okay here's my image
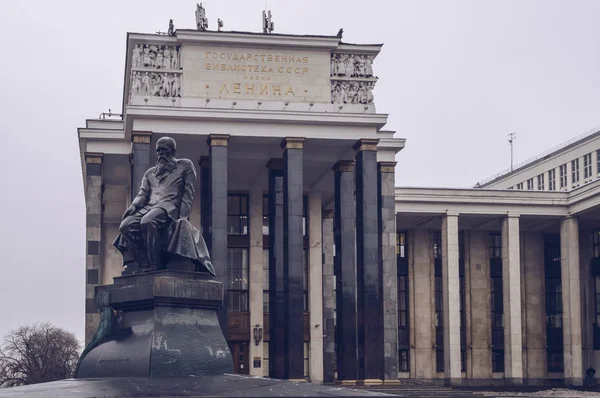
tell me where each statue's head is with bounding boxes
[156,137,176,158]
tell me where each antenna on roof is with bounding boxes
[262,10,274,34]
[508,132,516,171]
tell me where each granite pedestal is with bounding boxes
[75,270,233,379]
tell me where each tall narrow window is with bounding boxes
[303,342,310,378]
[527,178,534,190]
[459,231,466,372]
[584,153,592,180]
[303,249,309,311]
[597,150,600,175]
[537,173,545,190]
[490,233,504,372]
[516,183,524,190]
[227,248,249,311]
[262,195,269,235]
[548,169,556,191]
[263,249,269,313]
[559,164,568,189]
[397,231,409,372]
[544,235,563,372]
[572,158,580,185]
[227,194,249,235]
[594,229,600,258]
[433,231,444,373]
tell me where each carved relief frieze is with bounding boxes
[132,43,181,70]
[330,80,375,105]
[330,53,377,105]
[130,71,181,99]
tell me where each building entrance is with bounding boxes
[229,341,250,375]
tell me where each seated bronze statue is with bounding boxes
[113,136,215,275]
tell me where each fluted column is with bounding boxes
[442,212,461,385]
[85,153,104,345]
[561,216,583,386]
[282,137,305,380]
[333,160,357,383]
[502,214,523,385]
[354,139,383,383]
[208,134,229,335]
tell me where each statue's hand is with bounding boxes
[122,203,139,219]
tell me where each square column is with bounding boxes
[501,215,523,385]
[249,188,264,377]
[281,137,305,380]
[321,210,336,384]
[333,160,358,382]
[561,216,583,386]
[131,132,152,200]
[441,213,461,385]
[308,192,324,383]
[85,152,103,344]
[208,134,229,335]
[199,157,210,243]
[354,139,383,383]
[267,158,285,379]
[378,161,399,381]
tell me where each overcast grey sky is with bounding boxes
[0,0,599,344]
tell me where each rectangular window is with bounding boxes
[548,169,556,191]
[544,235,563,372]
[227,248,249,311]
[516,183,523,190]
[594,230,600,258]
[559,164,568,189]
[434,231,443,372]
[263,249,269,313]
[490,233,504,372]
[303,342,309,378]
[572,158,580,185]
[537,173,545,190]
[262,195,269,235]
[397,231,410,372]
[585,153,592,180]
[227,194,249,235]
[263,342,269,377]
[303,249,309,312]
[527,178,534,190]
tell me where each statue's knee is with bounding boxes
[120,217,135,234]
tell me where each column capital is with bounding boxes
[132,131,152,144]
[199,156,210,168]
[266,158,284,170]
[322,209,334,219]
[505,212,520,219]
[333,160,355,172]
[378,161,397,173]
[207,134,230,147]
[353,138,379,153]
[84,152,104,164]
[281,137,305,150]
[445,211,459,218]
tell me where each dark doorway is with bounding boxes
[229,341,250,374]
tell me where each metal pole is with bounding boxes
[508,133,516,171]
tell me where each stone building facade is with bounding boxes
[78,26,600,386]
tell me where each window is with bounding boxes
[537,174,545,191]
[263,249,269,313]
[490,234,502,260]
[303,342,309,378]
[490,233,504,372]
[597,150,600,175]
[595,276,600,325]
[572,159,580,185]
[548,169,556,191]
[544,235,563,372]
[559,164,568,189]
[262,195,269,235]
[527,178,534,190]
[516,183,523,190]
[459,231,466,372]
[397,231,410,372]
[227,194,249,235]
[263,342,269,377]
[585,153,592,180]
[303,249,309,312]
[227,248,249,311]
[433,231,443,372]
[594,230,600,258]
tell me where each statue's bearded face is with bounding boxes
[155,141,176,177]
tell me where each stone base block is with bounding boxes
[337,380,357,386]
[76,273,233,378]
[383,380,402,385]
[359,379,383,386]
